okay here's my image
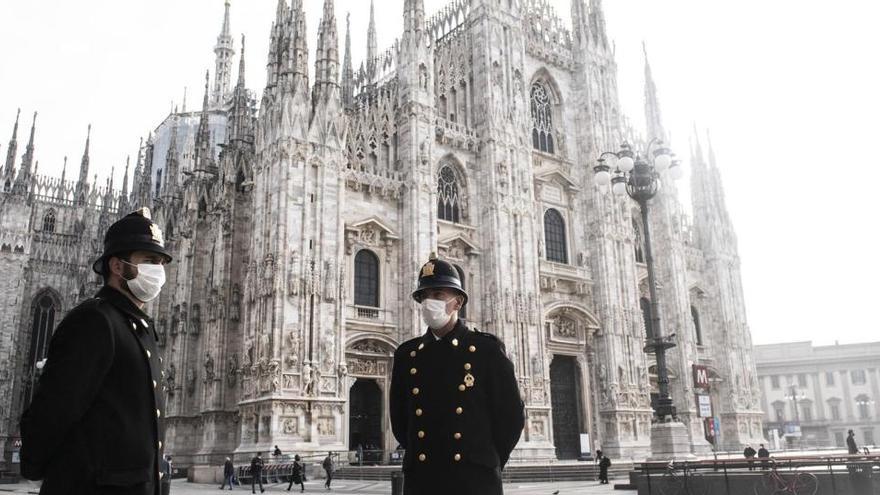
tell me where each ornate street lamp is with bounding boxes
[594,139,682,421]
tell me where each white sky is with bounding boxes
[1,1,878,347]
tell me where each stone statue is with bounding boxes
[204,353,215,382]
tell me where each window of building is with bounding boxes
[800,402,812,422]
[640,297,653,340]
[42,210,56,233]
[690,306,703,346]
[864,429,875,446]
[855,394,872,420]
[774,404,785,422]
[155,169,163,197]
[851,369,867,385]
[834,431,845,447]
[353,249,380,308]
[826,371,835,387]
[632,218,644,263]
[437,165,461,223]
[543,208,568,264]
[830,403,841,421]
[771,375,780,389]
[797,374,807,387]
[530,82,555,154]
[26,292,59,406]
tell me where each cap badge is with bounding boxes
[150,223,165,246]
[137,207,152,220]
[421,262,435,277]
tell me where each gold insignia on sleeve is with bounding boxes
[464,373,475,388]
[150,223,165,246]
[421,262,435,277]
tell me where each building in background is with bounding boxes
[755,341,880,449]
[1,0,763,464]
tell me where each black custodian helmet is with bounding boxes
[412,253,468,304]
[92,207,173,274]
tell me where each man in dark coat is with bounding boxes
[846,429,859,454]
[221,457,235,490]
[743,444,757,470]
[598,454,611,484]
[390,255,525,495]
[19,208,172,495]
[322,452,334,490]
[250,454,265,494]
[757,444,770,470]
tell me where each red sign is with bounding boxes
[693,364,710,390]
[704,418,716,443]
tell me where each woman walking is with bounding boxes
[287,455,305,492]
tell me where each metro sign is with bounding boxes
[693,364,710,390]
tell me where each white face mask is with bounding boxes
[122,260,166,302]
[421,297,455,329]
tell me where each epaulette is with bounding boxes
[470,328,505,350]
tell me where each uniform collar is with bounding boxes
[96,285,152,326]
[420,318,470,346]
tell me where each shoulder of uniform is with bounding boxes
[396,336,423,354]
[467,328,506,351]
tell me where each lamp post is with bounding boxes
[788,385,806,449]
[593,139,683,422]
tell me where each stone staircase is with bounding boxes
[333,461,634,483]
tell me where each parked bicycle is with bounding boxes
[658,460,707,495]
[752,460,818,495]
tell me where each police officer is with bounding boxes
[20,208,172,495]
[390,254,524,495]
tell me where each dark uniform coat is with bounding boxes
[20,286,166,495]
[390,319,525,495]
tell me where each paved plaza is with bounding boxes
[0,478,627,495]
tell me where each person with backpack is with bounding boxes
[250,453,265,494]
[322,453,334,490]
[287,455,305,492]
[598,453,612,484]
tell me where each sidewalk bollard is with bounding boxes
[391,471,404,495]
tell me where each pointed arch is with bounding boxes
[529,68,563,155]
[42,209,57,233]
[24,288,63,405]
[436,155,469,224]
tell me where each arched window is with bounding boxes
[42,210,56,233]
[691,306,703,345]
[26,292,59,405]
[437,165,461,223]
[543,208,567,264]
[640,297,654,339]
[454,265,467,319]
[855,394,872,420]
[354,249,380,307]
[530,82,555,154]
[632,218,645,263]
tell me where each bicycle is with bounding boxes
[657,460,707,495]
[752,460,818,495]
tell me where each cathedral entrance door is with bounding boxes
[550,355,582,460]
[349,378,383,464]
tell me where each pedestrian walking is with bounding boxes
[161,455,173,495]
[390,254,525,495]
[743,444,757,470]
[598,454,612,484]
[221,457,235,490]
[757,444,770,470]
[251,453,265,493]
[322,452,334,490]
[286,455,305,492]
[19,208,172,495]
[847,429,859,454]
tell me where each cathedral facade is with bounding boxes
[1,0,764,465]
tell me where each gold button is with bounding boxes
[412,387,420,395]
[415,408,423,416]
[458,384,466,392]
[464,363,471,371]
[418,343,425,350]
[153,380,157,388]
[455,407,463,415]
[410,368,417,375]
[454,432,462,440]
[158,441,163,449]
[454,454,461,461]
[469,345,476,352]
[131,322,137,330]
[410,350,417,357]
[418,431,425,439]
[451,338,459,346]
[418,454,426,462]
[156,409,161,418]
[146,350,152,359]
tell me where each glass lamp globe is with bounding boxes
[612,180,627,195]
[594,170,611,186]
[670,164,684,180]
[618,156,635,173]
[654,153,672,172]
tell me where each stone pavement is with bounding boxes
[0,478,630,495]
